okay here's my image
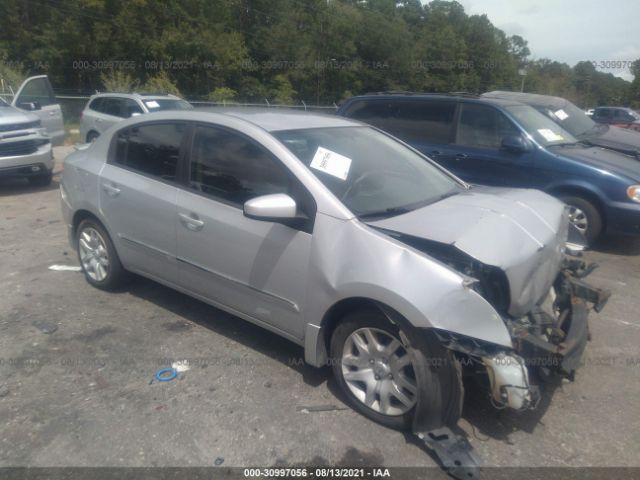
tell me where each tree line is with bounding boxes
[1,0,638,108]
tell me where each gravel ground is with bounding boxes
[0,146,639,474]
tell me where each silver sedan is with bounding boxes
[60,109,607,432]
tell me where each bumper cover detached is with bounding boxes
[513,261,611,379]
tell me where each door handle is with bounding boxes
[49,111,56,116]
[102,183,121,197]
[455,153,468,160]
[179,212,204,231]
[431,150,442,155]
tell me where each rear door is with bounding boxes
[99,121,189,284]
[175,124,314,339]
[446,102,546,188]
[12,75,64,145]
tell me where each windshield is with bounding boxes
[143,99,192,111]
[505,105,578,146]
[542,101,595,137]
[273,126,462,218]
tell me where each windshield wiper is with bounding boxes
[359,206,411,220]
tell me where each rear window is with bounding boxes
[344,99,456,144]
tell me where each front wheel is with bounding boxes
[559,195,603,245]
[330,309,462,430]
[76,219,126,290]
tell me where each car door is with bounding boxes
[443,102,544,188]
[12,75,64,145]
[99,121,189,284]
[175,124,314,339]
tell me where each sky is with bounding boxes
[456,0,640,81]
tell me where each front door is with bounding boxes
[176,124,313,339]
[441,102,545,188]
[13,75,64,145]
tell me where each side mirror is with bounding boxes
[501,135,531,153]
[244,194,299,222]
[17,101,41,111]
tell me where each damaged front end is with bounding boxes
[368,187,611,413]
[436,254,610,412]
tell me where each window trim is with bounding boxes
[107,120,192,187]
[183,121,317,233]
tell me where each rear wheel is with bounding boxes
[559,195,603,244]
[330,309,462,430]
[76,219,126,290]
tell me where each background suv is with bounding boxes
[79,92,192,143]
[0,96,53,185]
[591,106,640,131]
[482,91,640,159]
[337,93,640,243]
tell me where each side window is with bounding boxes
[16,77,56,107]
[346,100,456,144]
[102,98,122,117]
[189,126,291,206]
[122,99,143,118]
[393,101,456,144]
[455,103,519,149]
[89,97,104,112]
[114,123,186,181]
[597,108,611,119]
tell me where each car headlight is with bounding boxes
[628,185,640,203]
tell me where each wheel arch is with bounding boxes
[304,296,419,367]
[546,183,607,228]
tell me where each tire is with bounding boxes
[76,218,126,290]
[559,195,603,245]
[86,131,100,143]
[330,309,462,431]
[27,171,53,187]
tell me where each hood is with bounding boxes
[0,104,40,128]
[367,186,568,318]
[578,124,640,158]
[549,143,640,181]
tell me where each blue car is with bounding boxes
[337,93,640,243]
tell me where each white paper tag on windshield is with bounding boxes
[310,147,352,180]
[146,100,160,109]
[537,128,564,142]
[554,109,569,120]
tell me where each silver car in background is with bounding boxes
[79,92,192,143]
[60,109,608,435]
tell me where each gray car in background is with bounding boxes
[60,109,608,437]
[79,92,192,143]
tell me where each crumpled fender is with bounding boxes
[304,214,512,367]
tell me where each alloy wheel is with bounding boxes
[567,205,589,234]
[341,327,417,416]
[78,227,110,282]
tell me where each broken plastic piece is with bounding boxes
[415,426,481,480]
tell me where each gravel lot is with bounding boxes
[1,147,639,474]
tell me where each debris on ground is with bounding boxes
[0,384,9,398]
[171,360,190,373]
[296,404,348,413]
[214,457,224,466]
[32,320,58,334]
[48,264,81,272]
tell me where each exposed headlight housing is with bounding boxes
[628,185,640,203]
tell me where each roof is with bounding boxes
[91,92,182,100]
[482,90,568,109]
[343,93,523,108]
[199,107,361,131]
